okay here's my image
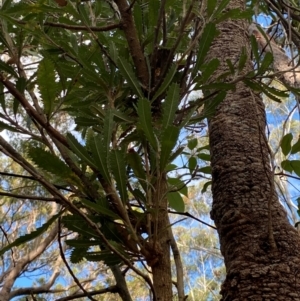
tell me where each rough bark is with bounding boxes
[207,0,300,300]
[151,175,173,301]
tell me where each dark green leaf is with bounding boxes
[153,64,177,101]
[136,98,158,150]
[198,166,211,174]
[160,126,180,171]
[168,177,188,197]
[167,191,185,212]
[281,160,293,173]
[197,153,211,161]
[28,146,72,177]
[193,23,217,77]
[291,160,300,177]
[291,138,300,154]
[37,58,56,115]
[201,181,212,193]
[281,133,293,156]
[110,149,127,203]
[118,56,143,98]
[162,83,180,129]
[188,138,198,150]
[188,157,197,173]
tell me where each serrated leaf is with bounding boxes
[193,23,217,77]
[167,191,185,212]
[80,198,119,219]
[160,125,180,171]
[162,83,180,129]
[257,52,273,75]
[281,133,293,156]
[291,160,300,177]
[136,98,158,150]
[291,138,300,154]
[281,160,293,173]
[118,56,143,98]
[89,134,111,183]
[169,146,185,162]
[28,146,72,177]
[37,58,56,115]
[127,150,146,187]
[0,213,61,256]
[153,64,177,101]
[203,91,226,117]
[201,58,220,82]
[85,251,122,266]
[67,133,97,169]
[66,239,100,248]
[110,149,127,203]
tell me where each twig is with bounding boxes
[58,218,98,301]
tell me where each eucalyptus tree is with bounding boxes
[0,0,300,300]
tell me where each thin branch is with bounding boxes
[58,219,98,301]
[168,210,217,230]
[0,191,60,202]
[54,286,118,301]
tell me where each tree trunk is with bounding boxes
[208,0,300,299]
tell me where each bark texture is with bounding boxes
[207,0,300,300]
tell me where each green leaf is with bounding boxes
[188,157,197,173]
[281,160,293,173]
[200,58,220,82]
[291,160,300,177]
[67,133,97,169]
[80,198,119,219]
[0,213,61,256]
[203,91,226,117]
[193,23,217,77]
[127,150,146,186]
[37,58,56,115]
[110,149,128,203]
[167,191,185,212]
[188,138,198,150]
[212,0,231,18]
[256,52,273,75]
[136,98,158,150]
[168,177,188,197]
[291,138,300,154]
[198,166,211,174]
[161,83,180,129]
[89,134,111,183]
[152,64,177,101]
[250,36,260,67]
[207,0,217,17]
[28,146,72,177]
[160,126,180,171]
[281,133,293,156]
[201,181,212,193]
[118,56,143,98]
[197,153,211,161]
